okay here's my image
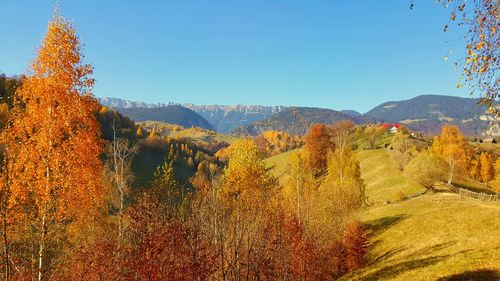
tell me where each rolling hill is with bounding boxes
[344,193,500,280]
[101,95,498,136]
[232,107,375,136]
[116,105,215,131]
[365,95,495,136]
[263,148,500,280]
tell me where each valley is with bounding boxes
[2,1,499,280]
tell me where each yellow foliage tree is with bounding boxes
[221,139,275,201]
[219,139,277,278]
[136,126,144,138]
[431,125,472,185]
[479,152,494,183]
[469,158,480,179]
[283,150,316,224]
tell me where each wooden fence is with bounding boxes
[458,188,500,202]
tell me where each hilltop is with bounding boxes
[233,107,375,136]
[365,95,495,136]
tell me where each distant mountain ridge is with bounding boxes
[232,107,376,136]
[117,105,215,131]
[364,95,496,136]
[99,98,285,133]
[183,104,285,133]
[99,97,171,109]
[100,95,497,136]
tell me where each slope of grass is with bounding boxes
[357,149,426,204]
[264,150,295,184]
[344,193,500,280]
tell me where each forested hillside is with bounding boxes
[117,105,215,131]
[232,107,375,136]
[2,1,499,280]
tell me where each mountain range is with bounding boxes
[100,95,496,137]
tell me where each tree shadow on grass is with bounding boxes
[364,214,409,237]
[436,269,500,281]
[361,254,451,280]
[361,243,460,280]
[362,214,410,265]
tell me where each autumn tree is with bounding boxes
[470,158,481,179]
[490,161,500,192]
[316,143,365,233]
[284,150,316,224]
[5,14,104,280]
[304,124,330,175]
[479,152,495,183]
[186,156,194,169]
[106,128,137,251]
[126,192,216,280]
[219,139,277,279]
[363,125,387,149]
[392,128,413,170]
[343,221,367,272]
[151,157,180,209]
[431,125,472,185]
[0,122,19,280]
[136,125,144,138]
[437,0,499,114]
[404,151,448,189]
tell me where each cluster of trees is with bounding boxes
[399,125,500,192]
[98,106,137,141]
[0,15,369,280]
[145,128,220,170]
[356,125,388,150]
[253,130,303,156]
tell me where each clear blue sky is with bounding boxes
[1,1,469,113]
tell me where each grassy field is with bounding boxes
[357,149,427,205]
[344,193,500,280]
[348,148,500,280]
[261,147,500,280]
[263,150,295,184]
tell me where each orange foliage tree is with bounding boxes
[4,14,104,280]
[304,124,330,175]
[343,221,368,272]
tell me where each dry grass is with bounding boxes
[357,149,427,205]
[344,193,500,280]
[263,150,295,184]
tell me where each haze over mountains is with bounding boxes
[100,94,496,136]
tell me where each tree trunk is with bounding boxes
[296,156,301,223]
[448,160,455,185]
[2,152,9,281]
[38,214,46,281]
[3,207,8,281]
